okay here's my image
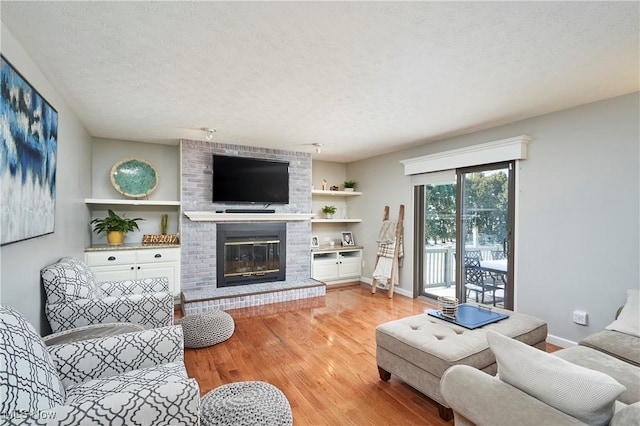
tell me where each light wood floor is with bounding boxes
[180,284,556,425]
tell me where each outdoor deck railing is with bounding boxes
[424,245,501,289]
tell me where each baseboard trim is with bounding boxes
[360,276,413,298]
[546,334,577,348]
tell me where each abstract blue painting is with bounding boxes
[1,55,58,246]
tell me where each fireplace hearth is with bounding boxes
[216,223,286,287]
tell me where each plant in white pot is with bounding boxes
[91,209,144,246]
[343,180,357,192]
[321,205,337,219]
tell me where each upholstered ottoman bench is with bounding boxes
[375,306,547,420]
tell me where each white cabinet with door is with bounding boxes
[311,247,362,284]
[85,247,181,297]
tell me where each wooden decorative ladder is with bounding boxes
[371,204,404,299]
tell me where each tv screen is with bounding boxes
[212,155,289,204]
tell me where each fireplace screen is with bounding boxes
[224,240,281,278]
[217,223,286,287]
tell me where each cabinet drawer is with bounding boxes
[86,251,136,267]
[136,248,180,263]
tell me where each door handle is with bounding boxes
[154,253,162,258]
[108,256,116,261]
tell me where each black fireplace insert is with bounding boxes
[216,223,286,287]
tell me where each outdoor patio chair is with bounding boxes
[464,255,500,305]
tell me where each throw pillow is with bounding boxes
[487,330,625,426]
[606,289,640,338]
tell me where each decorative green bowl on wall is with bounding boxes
[110,158,158,198]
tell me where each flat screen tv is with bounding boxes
[212,155,289,204]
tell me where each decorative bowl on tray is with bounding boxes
[110,158,158,198]
[438,296,459,318]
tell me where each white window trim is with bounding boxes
[410,169,455,187]
[400,135,531,175]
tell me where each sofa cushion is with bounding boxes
[487,330,626,426]
[606,289,640,338]
[65,362,187,404]
[0,305,65,414]
[580,329,640,367]
[556,345,640,405]
[610,402,640,426]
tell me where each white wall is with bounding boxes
[311,161,350,245]
[312,161,347,191]
[0,23,92,334]
[91,138,179,200]
[348,93,639,345]
[89,138,180,245]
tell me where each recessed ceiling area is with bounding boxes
[2,1,638,162]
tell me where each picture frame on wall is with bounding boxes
[311,235,320,248]
[1,55,58,246]
[341,231,354,246]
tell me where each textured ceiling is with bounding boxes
[2,1,638,162]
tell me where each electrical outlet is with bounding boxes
[573,310,588,326]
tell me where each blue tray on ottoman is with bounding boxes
[427,304,509,329]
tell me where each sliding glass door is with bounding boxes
[457,162,514,309]
[415,171,457,300]
[415,162,515,309]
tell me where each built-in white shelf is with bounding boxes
[311,219,362,223]
[184,211,314,222]
[85,198,181,207]
[311,190,362,196]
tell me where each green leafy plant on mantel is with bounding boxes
[91,209,144,245]
[343,180,357,190]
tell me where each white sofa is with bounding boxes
[441,290,640,426]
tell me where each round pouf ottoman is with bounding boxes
[176,310,235,349]
[200,381,292,426]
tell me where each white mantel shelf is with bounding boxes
[85,198,181,206]
[184,211,315,222]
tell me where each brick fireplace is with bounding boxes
[179,140,325,314]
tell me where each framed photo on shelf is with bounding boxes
[341,231,354,246]
[311,235,320,248]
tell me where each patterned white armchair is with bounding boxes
[0,304,200,425]
[41,257,173,332]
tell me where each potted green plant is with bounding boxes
[321,205,337,219]
[343,180,357,192]
[91,209,144,246]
